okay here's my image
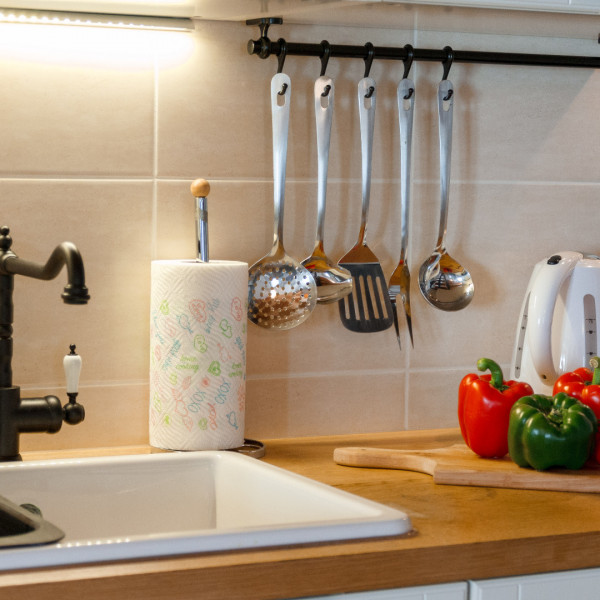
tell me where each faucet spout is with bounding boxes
[0,227,90,304]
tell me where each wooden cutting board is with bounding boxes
[333,444,600,493]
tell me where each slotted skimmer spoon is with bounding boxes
[247,73,317,329]
[302,75,353,304]
[338,77,393,333]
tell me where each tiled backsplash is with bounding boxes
[2,14,597,451]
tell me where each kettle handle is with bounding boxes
[526,252,582,385]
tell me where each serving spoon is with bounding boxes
[302,75,352,304]
[419,78,474,311]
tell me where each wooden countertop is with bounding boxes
[2,428,600,600]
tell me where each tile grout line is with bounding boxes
[151,49,160,261]
[19,380,149,391]
[0,175,596,187]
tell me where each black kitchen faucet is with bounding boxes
[0,226,89,461]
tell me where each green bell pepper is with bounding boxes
[508,392,598,471]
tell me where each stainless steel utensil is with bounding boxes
[338,77,393,333]
[302,76,352,304]
[248,73,317,329]
[388,78,415,348]
[418,79,474,311]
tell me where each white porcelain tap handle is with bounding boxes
[64,344,82,396]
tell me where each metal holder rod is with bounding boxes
[247,20,600,70]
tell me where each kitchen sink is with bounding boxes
[0,450,411,571]
[0,494,64,547]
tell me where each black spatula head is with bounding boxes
[337,263,394,333]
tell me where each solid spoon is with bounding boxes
[302,76,352,304]
[419,79,474,311]
[247,73,317,329]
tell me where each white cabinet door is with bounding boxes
[384,0,586,11]
[470,568,600,600]
[301,581,467,600]
[569,0,600,13]
[384,0,569,9]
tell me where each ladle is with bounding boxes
[418,78,474,311]
[302,75,352,304]
[247,72,317,329]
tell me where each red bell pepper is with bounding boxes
[554,357,600,463]
[458,358,533,458]
[553,366,593,400]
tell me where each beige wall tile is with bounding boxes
[409,182,600,370]
[155,179,275,262]
[411,30,600,184]
[157,20,415,181]
[19,382,149,452]
[3,181,153,386]
[406,369,463,430]
[0,24,156,176]
[246,371,405,438]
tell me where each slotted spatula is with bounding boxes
[338,77,393,333]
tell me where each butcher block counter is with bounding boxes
[2,428,600,600]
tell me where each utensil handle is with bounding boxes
[358,77,376,246]
[333,446,437,476]
[398,78,414,263]
[271,73,291,249]
[314,76,334,247]
[436,79,454,254]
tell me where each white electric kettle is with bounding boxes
[510,251,600,394]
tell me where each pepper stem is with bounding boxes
[476,358,508,391]
[590,356,600,386]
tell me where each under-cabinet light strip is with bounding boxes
[0,7,194,31]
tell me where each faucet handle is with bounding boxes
[64,344,81,394]
[63,345,85,425]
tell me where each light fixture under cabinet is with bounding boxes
[0,7,194,31]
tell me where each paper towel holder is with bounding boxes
[228,438,266,459]
[191,178,211,263]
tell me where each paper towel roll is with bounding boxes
[149,260,248,451]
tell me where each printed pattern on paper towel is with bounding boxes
[149,268,247,449]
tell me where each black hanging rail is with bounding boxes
[246,17,600,70]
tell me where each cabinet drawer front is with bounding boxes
[471,568,600,600]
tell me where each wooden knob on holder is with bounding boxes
[190,178,210,198]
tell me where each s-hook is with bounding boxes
[320,40,331,76]
[363,42,375,98]
[441,46,454,101]
[320,40,332,97]
[277,38,288,95]
[402,44,415,100]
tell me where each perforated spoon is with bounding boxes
[302,76,352,304]
[247,73,317,329]
[418,79,474,311]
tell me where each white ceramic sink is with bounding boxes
[0,450,411,571]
